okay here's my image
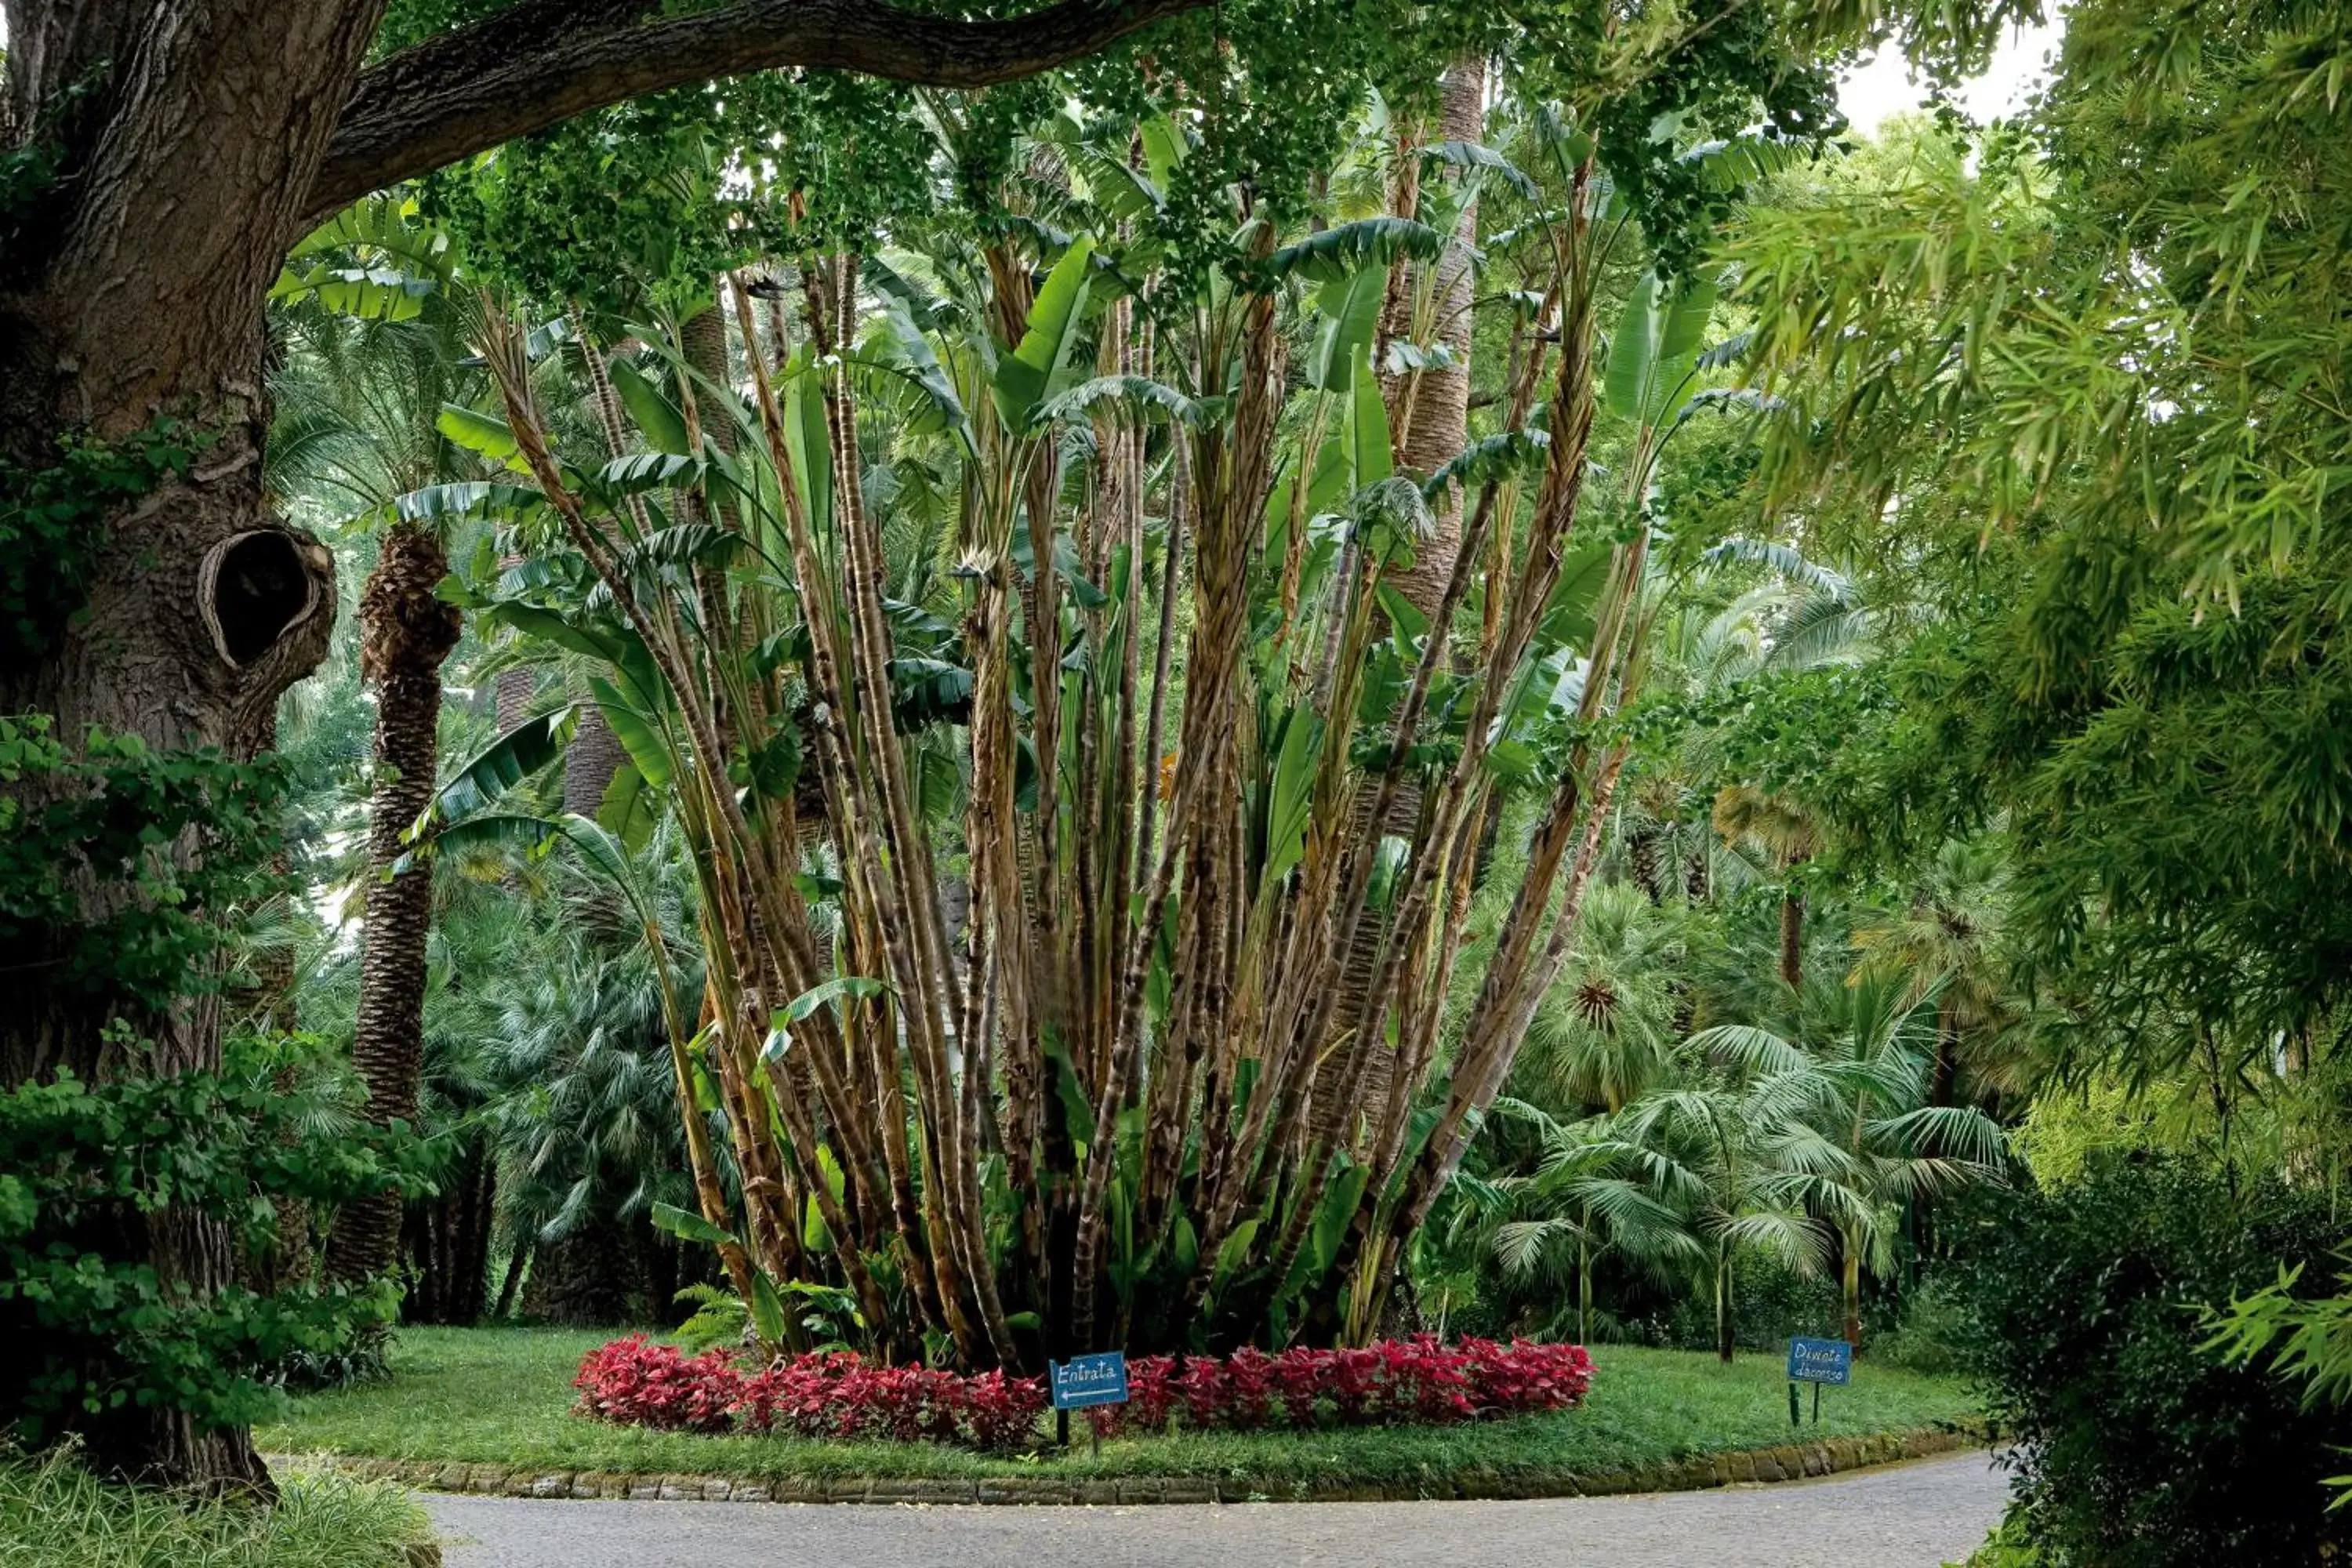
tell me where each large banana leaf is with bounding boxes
[594,761,656,855]
[1036,375,1203,428]
[651,1201,731,1246]
[435,404,529,473]
[608,357,691,456]
[858,305,975,456]
[1266,216,1445,285]
[1305,263,1388,394]
[1417,139,1541,199]
[1603,274,1720,430]
[412,703,579,837]
[782,342,833,533]
[389,480,543,526]
[1259,706,1325,887]
[993,235,1098,431]
[1421,427,1549,499]
[1347,365,1393,488]
[1138,115,1185,191]
[479,601,631,669]
[589,674,675,790]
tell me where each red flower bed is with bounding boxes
[1087,1338,1595,1437]
[573,1337,1047,1450]
[573,1334,1592,1453]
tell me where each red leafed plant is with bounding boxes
[572,1336,746,1434]
[577,1336,1048,1452]
[574,1334,1593,1452]
[1087,1338,1594,1437]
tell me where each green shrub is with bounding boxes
[0,1446,431,1567]
[1948,1156,2352,1567]
[1645,1251,1841,1352]
[1875,1276,1969,1376]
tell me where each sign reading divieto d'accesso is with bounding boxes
[1787,1336,1853,1385]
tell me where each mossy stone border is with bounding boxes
[284,1424,1981,1508]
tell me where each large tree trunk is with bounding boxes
[326,522,461,1286]
[0,1,379,1490]
[522,1206,645,1327]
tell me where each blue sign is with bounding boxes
[1788,1336,1852,1385]
[1049,1352,1131,1410]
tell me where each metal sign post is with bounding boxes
[1049,1352,1131,1458]
[1785,1336,1852,1426]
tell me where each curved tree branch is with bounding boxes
[308,0,1208,222]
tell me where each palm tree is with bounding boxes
[1693,974,2006,1348]
[1617,1070,1829,1363]
[1471,1101,1705,1343]
[487,917,703,1327]
[1851,834,2020,1107]
[270,230,482,1285]
[1516,882,1683,1113]
[1711,782,1821,993]
[1621,554,1866,910]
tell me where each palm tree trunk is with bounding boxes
[1842,1235,1863,1351]
[492,1241,532,1321]
[1715,1236,1735,1363]
[1578,1238,1593,1345]
[1778,889,1804,992]
[1930,994,1958,1107]
[327,522,462,1287]
[564,703,629,817]
[1309,51,1486,1148]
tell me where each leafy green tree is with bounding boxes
[1696,974,2005,1348]
[1466,1101,1706,1344]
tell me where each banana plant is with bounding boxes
[422,63,1817,1374]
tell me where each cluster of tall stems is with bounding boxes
[442,95,1706,1369]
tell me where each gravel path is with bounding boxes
[423,1450,2007,1568]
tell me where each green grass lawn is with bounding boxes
[256,1327,1976,1489]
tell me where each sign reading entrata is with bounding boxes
[1050,1352,1131,1410]
[1787,1337,1853,1386]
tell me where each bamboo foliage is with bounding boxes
[426,93,1755,1367]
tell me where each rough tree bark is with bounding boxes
[0,2,378,1491]
[0,0,1210,1488]
[325,521,461,1285]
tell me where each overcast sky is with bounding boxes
[1838,13,2067,136]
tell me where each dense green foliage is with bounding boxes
[0,1028,423,1443]
[0,702,422,1449]
[19,4,2352,1561]
[0,716,282,1012]
[0,425,204,666]
[1949,1159,2352,1567]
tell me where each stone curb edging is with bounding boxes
[282,1424,1980,1508]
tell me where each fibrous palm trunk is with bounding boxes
[564,704,629,818]
[1779,887,1804,992]
[1842,1240,1863,1351]
[1308,53,1486,1156]
[327,521,462,1287]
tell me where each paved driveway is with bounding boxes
[424,1450,2007,1568]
